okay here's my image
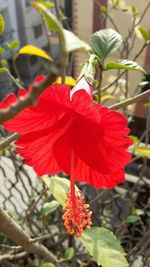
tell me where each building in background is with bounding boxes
[14,0,50,80]
[0,0,150,97]
[0,0,50,98]
[72,0,106,76]
[71,0,150,85]
[0,0,19,98]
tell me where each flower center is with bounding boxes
[62,150,92,238]
[62,189,92,238]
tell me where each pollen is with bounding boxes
[62,190,92,238]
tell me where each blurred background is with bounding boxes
[0,1,150,266]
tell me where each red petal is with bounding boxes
[74,157,125,188]
[3,83,71,134]
[0,94,17,108]
[71,104,131,178]
[53,129,72,174]
[71,90,100,123]
[15,114,72,176]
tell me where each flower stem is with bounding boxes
[96,67,103,103]
[70,150,77,210]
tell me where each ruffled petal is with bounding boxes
[0,93,19,108]
[53,129,72,174]
[71,90,100,123]
[15,114,72,176]
[3,83,71,134]
[74,156,125,188]
[70,76,92,98]
[1,74,132,190]
[70,104,131,176]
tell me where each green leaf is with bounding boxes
[64,247,75,260]
[32,2,90,54]
[146,211,150,217]
[77,63,88,82]
[32,2,65,51]
[134,146,150,158]
[43,176,70,206]
[126,215,140,223]
[16,45,52,61]
[100,5,107,16]
[8,41,20,51]
[0,15,5,35]
[138,27,149,41]
[131,5,138,14]
[90,29,122,60]
[80,227,128,267]
[0,47,5,55]
[64,29,90,53]
[43,176,80,206]
[131,208,144,216]
[105,59,145,73]
[37,0,54,8]
[1,59,7,65]
[40,263,55,267]
[101,95,115,102]
[129,135,139,143]
[42,200,60,216]
[100,5,107,13]
[112,0,120,8]
[144,103,150,108]
[0,67,7,73]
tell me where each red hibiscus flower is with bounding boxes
[0,75,132,236]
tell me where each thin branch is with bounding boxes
[101,43,147,92]
[0,251,28,263]
[93,0,120,34]
[53,0,62,22]
[0,208,60,266]
[0,65,59,124]
[135,1,150,27]
[0,232,67,252]
[6,70,22,91]
[110,89,150,109]
[0,132,20,150]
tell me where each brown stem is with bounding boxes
[0,252,28,263]
[110,89,150,109]
[53,0,62,22]
[0,208,60,265]
[0,65,59,124]
[0,132,20,150]
[135,1,150,27]
[96,67,103,103]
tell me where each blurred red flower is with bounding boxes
[0,75,133,236]
[1,75,132,189]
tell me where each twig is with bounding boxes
[0,65,59,124]
[101,43,147,92]
[0,232,67,252]
[135,1,150,27]
[0,132,20,150]
[6,70,22,91]
[0,251,28,263]
[110,89,150,109]
[53,0,62,22]
[0,208,60,265]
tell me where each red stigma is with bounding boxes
[62,189,92,238]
